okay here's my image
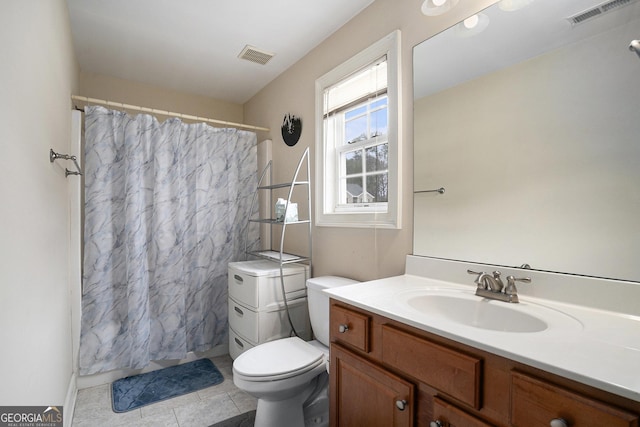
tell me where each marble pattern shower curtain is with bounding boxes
[79,105,258,375]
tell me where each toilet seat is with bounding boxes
[234,337,324,381]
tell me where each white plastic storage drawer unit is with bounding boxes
[227,259,310,359]
[228,260,308,309]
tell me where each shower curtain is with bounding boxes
[79,105,258,375]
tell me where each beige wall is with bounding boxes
[0,0,79,412]
[243,0,496,281]
[79,71,243,123]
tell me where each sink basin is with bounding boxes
[407,294,547,332]
[395,289,582,333]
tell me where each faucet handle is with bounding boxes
[505,276,531,296]
[467,270,487,290]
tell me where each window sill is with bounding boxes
[315,211,400,229]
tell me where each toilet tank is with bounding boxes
[306,276,358,346]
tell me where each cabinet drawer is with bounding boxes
[432,397,494,427]
[381,325,482,409]
[330,305,370,353]
[228,297,310,344]
[511,371,638,427]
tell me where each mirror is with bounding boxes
[413,0,640,282]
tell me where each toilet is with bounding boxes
[232,276,358,427]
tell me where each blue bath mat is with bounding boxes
[111,358,223,412]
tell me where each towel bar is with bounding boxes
[50,149,82,177]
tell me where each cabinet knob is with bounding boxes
[550,418,569,427]
[429,420,444,427]
[338,324,349,333]
[395,399,407,411]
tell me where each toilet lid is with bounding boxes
[233,337,324,379]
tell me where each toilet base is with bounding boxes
[302,371,329,427]
[249,371,329,427]
[254,394,306,427]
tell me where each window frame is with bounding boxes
[315,30,402,229]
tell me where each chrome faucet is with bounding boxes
[467,270,530,303]
[471,270,504,292]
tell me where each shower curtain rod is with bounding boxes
[71,95,270,132]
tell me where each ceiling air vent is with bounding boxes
[567,0,639,26]
[238,45,274,65]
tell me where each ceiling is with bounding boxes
[66,0,375,105]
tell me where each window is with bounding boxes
[315,30,401,228]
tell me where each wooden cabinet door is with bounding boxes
[331,344,414,427]
[381,325,482,409]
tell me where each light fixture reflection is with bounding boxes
[463,15,479,29]
[421,0,460,17]
[498,0,535,12]
[455,13,490,37]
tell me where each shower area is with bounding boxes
[68,101,264,385]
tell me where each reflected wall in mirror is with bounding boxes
[413,0,640,282]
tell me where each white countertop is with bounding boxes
[325,258,640,402]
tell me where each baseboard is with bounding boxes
[63,372,77,427]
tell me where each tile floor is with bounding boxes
[72,355,257,427]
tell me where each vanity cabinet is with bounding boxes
[329,300,640,427]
